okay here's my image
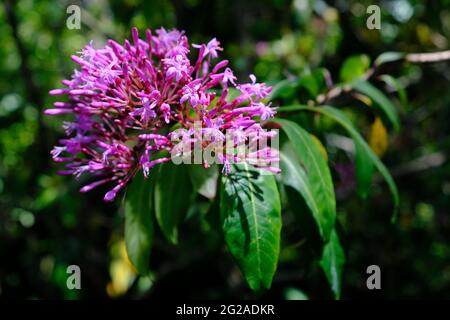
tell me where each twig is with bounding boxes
[390,152,446,177]
[316,49,450,105]
[316,85,351,104]
[406,50,450,63]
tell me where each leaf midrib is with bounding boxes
[242,162,262,283]
[284,121,334,220]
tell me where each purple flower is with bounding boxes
[46,27,279,202]
[210,67,236,87]
[256,102,277,121]
[180,81,201,107]
[193,38,223,59]
[51,146,66,159]
[160,103,171,124]
[238,74,272,100]
[163,54,190,81]
[130,97,157,126]
[97,61,121,84]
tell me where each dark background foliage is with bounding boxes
[0,0,449,299]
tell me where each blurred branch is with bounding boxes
[317,50,450,105]
[406,50,450,63]
[390,152,446,178]
[316,85,351,104]
[369,152,446,189]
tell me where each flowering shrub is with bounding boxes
[47,27,413,296]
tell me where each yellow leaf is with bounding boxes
[106,239,137,297]
[369,117,388,157]
[353,92,373,107]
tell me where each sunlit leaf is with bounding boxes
[274,118,336,241]
[188,164,219,199]
[221,163,281,292]
[339,54,371,83]
[374,52,405,66]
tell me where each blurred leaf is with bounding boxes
[107,240,137,297]
[352,92,373,107]
[352,80,400,131]
[312,68,329,93]
[369,117,389,157]
[320,229,345,299]
[285,287,309,300]
[274,118,336,241]
[374,52,405,66]
[339,54,371,83]
[380,74,408,107]
[270,79,298,100]
[220,163,281,292]
[277,105,399,218]
[298,73,319,97]
[155,162,191,244]
[354,142,374,199]
[188,164,219,199]
[124,173,153,275]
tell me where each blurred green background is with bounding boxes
[0,0,449,299]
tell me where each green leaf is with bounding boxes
[285,287,309,300]
[270,79,298,100]
[374,52,405,66]
[276,105,399,220]
[124,173,154,275]
[220,163,281,292]
[352,80,400,131]
[188,164,219,199]
[354,142,374,198]
[154,162,191,244]
[274,118,336,241]
[298,72,319,97]
[279,150,323,236]
[380,74,408,107]
[320,229,345,299]
[339,54,371,83]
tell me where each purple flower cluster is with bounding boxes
[46,27,279,201]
